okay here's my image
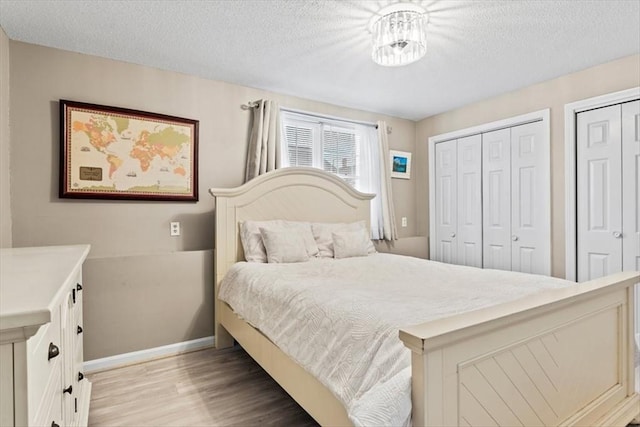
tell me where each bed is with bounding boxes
[209,167,639,427]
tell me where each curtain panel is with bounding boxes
[245,100,281,182]
[375,120,398,241]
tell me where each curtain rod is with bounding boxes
[241,101,380,129]
[281,106,378,129]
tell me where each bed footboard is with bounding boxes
[400,271,640,427]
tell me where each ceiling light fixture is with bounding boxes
[371,3,428,67]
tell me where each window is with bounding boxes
[280,110,386,240]
[281,111,372,191]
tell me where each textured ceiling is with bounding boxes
[0,0,639,121]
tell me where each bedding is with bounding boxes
[219,253,572,426]
[311,221,376,258]
[240,220,318,262]
[332,230,370,259]
[259,227,309,263]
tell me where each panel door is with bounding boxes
[434,140,458,264]
[456,134,482,267]
[510,121,549,274]
[482,128,512,270]
[622,100,640,273]
[577,104,623,281]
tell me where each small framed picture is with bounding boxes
[390,150,412,179]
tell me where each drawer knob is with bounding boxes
[48,343,60,360]
[77,283,83,291]
[51,422,60,427]
[78,372,84,381]
[77,325,83,334]
[63,385,73,394]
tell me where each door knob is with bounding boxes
[512,235,519,242]
[612,231,622,238]
[450,232,456,238]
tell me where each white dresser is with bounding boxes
[0,245,91,427]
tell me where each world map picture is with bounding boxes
[60,101,199,201]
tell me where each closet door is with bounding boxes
[434,139,458,264]
[456,135,483,267]
[482,128,512,270]
[577,104,623,281]
[510,121,549,274]
[622,100,640,272]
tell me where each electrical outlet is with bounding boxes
[170,222,180,236]
[401,217,407,227]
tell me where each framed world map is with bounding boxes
[60,100,199,201]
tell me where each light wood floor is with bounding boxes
[87,346,318,426]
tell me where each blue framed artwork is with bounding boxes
[390,150,411,179]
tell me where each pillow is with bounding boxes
[239,220,319,262]
[281,221,319,258]
[260,228,309,263]
[332,230,370,259]
[240,220,282,262]
[311,221,376,258]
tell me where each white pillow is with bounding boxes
[332,230,370,259]
[311,221,376,258]
[239,220,318,262]
[240,220,281,262]
[260,228,309,263]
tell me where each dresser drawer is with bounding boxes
[27,302,62,416]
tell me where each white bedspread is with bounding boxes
[219,253,572,426]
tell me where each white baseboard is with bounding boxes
[84,335,214,373]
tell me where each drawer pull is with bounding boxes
[78,372,84,381]
[51,422,60,427]
[77,325,83,334]
[72,288,76,304]
[77,283,83,291]
[48,343,60,360]
[63,385,73,394]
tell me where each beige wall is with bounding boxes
[8,38,637,360]
[416,54,640,279]
[0,28,10,248]
[8,41,417,360]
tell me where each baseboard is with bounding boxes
[84,336,214,373]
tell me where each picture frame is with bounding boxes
[390,150,412,179]
[60,100,199,201]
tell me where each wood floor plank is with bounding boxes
[87,346,319,426]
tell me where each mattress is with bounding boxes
[218,253,572,426]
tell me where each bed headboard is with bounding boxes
[209,167,375,283]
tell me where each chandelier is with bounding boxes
[371,3,428,67]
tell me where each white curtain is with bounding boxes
[374,120,398,240]
[245,100,281,182]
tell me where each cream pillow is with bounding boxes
[311,221,376,258]
[260,228,309,263]
[240,220,282,262]
[332,230,371,259]
[240,220,319,262]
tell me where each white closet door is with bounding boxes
[510,121,549,274]
[577,104,623,281]
[434,139,458,264]
[622,100,640,272]
[482,128,512,270]
[456,134,482,267]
